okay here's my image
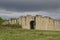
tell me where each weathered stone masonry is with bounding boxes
[4,15,60,31]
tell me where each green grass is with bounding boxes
[0,27,60,40]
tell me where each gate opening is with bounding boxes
[30,21,35,29]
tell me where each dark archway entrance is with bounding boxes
[30,21,35,29]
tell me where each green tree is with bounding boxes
[0,17,4,25]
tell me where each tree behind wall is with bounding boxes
[0,17,4,25]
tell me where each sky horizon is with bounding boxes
[0,0,60,20]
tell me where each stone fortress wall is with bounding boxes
[3,15,60,31]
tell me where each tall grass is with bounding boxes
[0,29,60,40]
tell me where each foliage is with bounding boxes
[0,17,4,25]
[3,24,22,28]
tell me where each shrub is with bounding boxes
[0,17,4,25]
[3,24,22,28]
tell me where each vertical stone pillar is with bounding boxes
[48,18,54,30]
[16,18,19,24]
[18,17,22,25]
[55,20,60,31]
[42,16,50,30]
[8,19,12,24]
[21,16,26,29]
[35,15,43,30]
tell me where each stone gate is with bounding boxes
[18,15,60,31]
[5,15,60,31]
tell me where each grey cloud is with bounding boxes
[0,0,60,20]
[0,0,60,12]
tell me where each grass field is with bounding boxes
[0,27,60,40]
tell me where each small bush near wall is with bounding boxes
[0,17,4,25]
[2,24,22,28]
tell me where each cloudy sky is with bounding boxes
[0,0,60,20]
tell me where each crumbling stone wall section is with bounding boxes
[18,16,22,25]
[18,15,35,29]
[8,19,17,24]
[21,16,26,29]
[35,15,43,30]
[54,20,60,31]
[25,15,34,29]
[42,16,50,30]
[48,18,55,30]
[35,15,55,30]
[4,15,60,31]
